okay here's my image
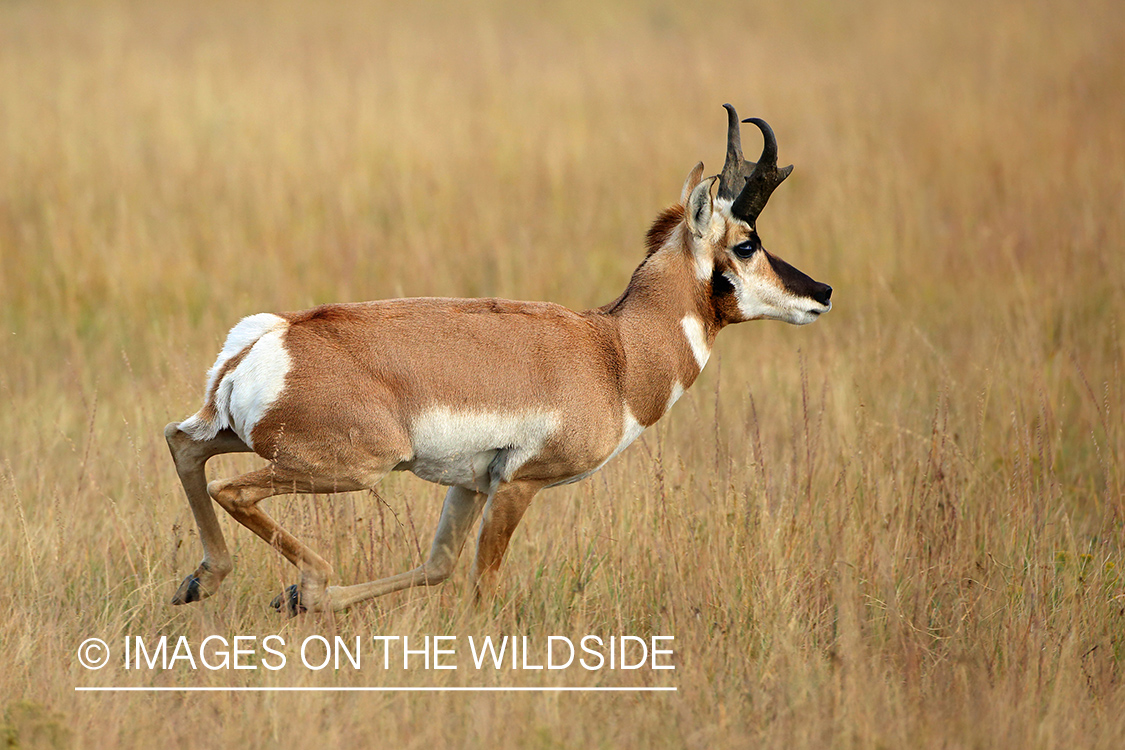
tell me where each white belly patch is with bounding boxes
[406,408,560,490]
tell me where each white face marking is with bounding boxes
[703,204,829,326]
[179,313,290,444]
[680,315,711,370]
[408,408,560,490]
[712,197,735,218]
[725,261,828,326]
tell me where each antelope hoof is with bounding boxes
[171,562,227,605]
[270,585,307,617]
[172,575,206,605]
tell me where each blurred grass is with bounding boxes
[2,0,1124,747]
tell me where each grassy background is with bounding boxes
[2,0,1124,746]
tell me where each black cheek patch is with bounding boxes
[711,266,735,297]
[710,266,742,323]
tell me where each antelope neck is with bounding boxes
[596,249,718,427]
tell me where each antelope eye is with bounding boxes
[732,240,757,259]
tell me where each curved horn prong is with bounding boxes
[717,103,746,201]
[729,117,793,225]
[744,117,778,169]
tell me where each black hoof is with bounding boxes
[270,585,306,616]
[171,575,202,605]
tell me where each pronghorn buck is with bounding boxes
[165,105,832,614]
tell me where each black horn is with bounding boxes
[717,105,794,226]
[717,103,747,202]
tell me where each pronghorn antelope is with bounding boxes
[165,105,832,614]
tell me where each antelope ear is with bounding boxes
[680,162,705,206]
[686,175,717,238]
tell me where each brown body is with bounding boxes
[165,107,832,613]
[262,294,684,481]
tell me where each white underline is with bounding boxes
[75,686,676,693]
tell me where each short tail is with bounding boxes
[177,313,289,442]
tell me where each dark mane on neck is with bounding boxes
[644,204,685,258]
[598,204,689,315]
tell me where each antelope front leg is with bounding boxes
[471,479,544,600]
[323,485,488,610]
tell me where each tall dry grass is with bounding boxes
[1,0,1124,747]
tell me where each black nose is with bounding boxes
[813,284,832,306]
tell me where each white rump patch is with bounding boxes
[681,315,711,371]
[205,313,286,399]
[408,408,560,491]
[178,313,291,449]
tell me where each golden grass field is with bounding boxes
[2,0,1124,746]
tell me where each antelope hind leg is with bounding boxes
[205,465,374,615]
[165,424,254,604]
